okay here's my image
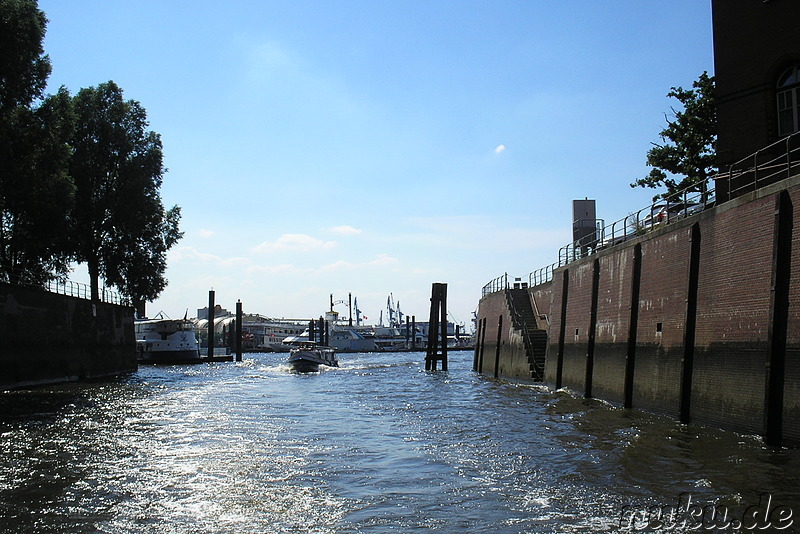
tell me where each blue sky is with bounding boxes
[39,1,714,328]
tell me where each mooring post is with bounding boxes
[766,190,792,446]
[235,300,243,362]
[440,284,448,371]
[426,292,439,371]
[585,259,600,399]
[680,223,702,424]
[405,316,410,349]
[309,320,315,344]
[472,318,482,372]
[479,317,487,373]
[348,293,353,327]
[208,289,215,359]
[412,315,416,350]
[624,244,642,409]
[425,283,448,370]
[556,270,569,389]
[494,314,503,378]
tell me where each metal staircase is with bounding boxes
[506,288,547,381]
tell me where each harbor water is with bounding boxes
[1,350,798,533]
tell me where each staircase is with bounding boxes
[506,288,547,381]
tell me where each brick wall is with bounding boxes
[477,174,800,446]
[475,290,507,377]
[560,261,595,395]
[0,283,136,389]
[592,248,635,405]
[633,225,692,419]
[691,197,774,434]
[784,191,800,444]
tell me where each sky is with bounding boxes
[38,0,714,330]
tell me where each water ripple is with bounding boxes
[0,351,798,533]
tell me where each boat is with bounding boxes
[287,342,338,372]
[135,316,202,364]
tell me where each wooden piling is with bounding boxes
[425,283,448,371]
[766,191,792,446]
[680,223,701,424]
[412,315,416,350]
[235,300,243,362]
[208,290,215,359]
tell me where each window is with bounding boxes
[777,64,800,137]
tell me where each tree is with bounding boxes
[631,72,717,201]
[0,0,50,116]
[70,81,182,306]
[0,0,75,284]
[0,88,75,283]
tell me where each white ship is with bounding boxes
[135,315,201,364]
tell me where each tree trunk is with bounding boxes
[88,256,100,301]
[134,299,146,319]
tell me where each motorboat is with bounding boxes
[287,342,338,372]
[135,316,202,364]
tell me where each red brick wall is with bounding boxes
[633,225,692,419]
[592,248,636,405]
[559,261,595,395]
[477,176,800,445]
[531,285,553,328]
[475,291,508,377]
[784,192,800,444]
[545,271,565,384]
[691,196,774,434]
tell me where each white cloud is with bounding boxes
[251,233,337,253]
[169,246,251,267]
[246,263,301,275]
[315,254,397,273]
[494,144,506,154]
[318,260,354,272]
[198,229,215,238]
[327,225,363,235]
[369,254,398,266]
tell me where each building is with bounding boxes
[712,0,800,201]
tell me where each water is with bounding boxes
[0,350,798,533]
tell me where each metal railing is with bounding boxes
[481,273,508,297]
[725,132,800,198]
[482,132,800,296]
[1,266,129,306]
[529,263,557,287]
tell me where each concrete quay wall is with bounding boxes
[476,175,800,446]
[0,283,136,390]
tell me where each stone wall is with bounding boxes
[0,283,136,390]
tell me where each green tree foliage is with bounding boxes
[631,72,717,200]
[0,0,74,284]
[0,89,75,283]
[70,81,182,304]
[0,0,50,115]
